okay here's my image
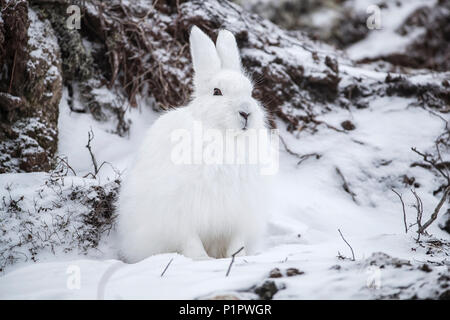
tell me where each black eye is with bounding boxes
[213,88,222,96]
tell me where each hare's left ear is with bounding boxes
[190,26,221,89]
[216,30,241,72]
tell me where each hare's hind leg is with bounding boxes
[181,234,211,260]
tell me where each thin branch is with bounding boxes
[310,117,347,133]
[418,186,450,234]
[335,167,357,203]
[411,147,450,185]
[411,188,424,242]
[391,188,408,233]
[84,129,108,179]
[226,246,244,277]
[86,129,99,175]
[160,258,174,277]
[55,156,77,176]
[279,135,321,165]
[337,229,355,261]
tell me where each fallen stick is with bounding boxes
[226,246,245,277]
[161,258,174,277]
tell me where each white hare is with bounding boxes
[117,26,272,262]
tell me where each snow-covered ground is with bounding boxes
[1,0,449,300]
[346,0,437,60]
[1,66,448,299]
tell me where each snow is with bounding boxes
[310,8,340,28]
[27,7,60,77]
[57,88,158,179]
[1,83,448,299]
[346,0,437,60]
[0,0,449,300]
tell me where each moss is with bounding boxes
[36,5,93,82]
[0,1,62,173]
[32,3,130,137]
[0,0,29,95]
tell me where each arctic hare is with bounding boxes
[117,26,271,262]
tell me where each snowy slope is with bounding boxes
[346,0,437,60]
[0,1,449,300]
[1,72,448,299]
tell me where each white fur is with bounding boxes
[117,26,270,262]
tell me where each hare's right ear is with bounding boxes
[215,29,241,72]
[190,26,221,90]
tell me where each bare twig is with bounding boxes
[411,147,450,185]
[55,156,77,176]
[161,258,174,277]
[279,135,321,165]
[411,188,424,241]
[391,188,408,233]
[418,186,450,235]
[86,129,99,175]
[310,117,347,133]
[337,229,355,261]
[85,129,107,178]
[226,246,244,277]
[335,167,357,203]
[337,251,346,260]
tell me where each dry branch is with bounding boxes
[86,129,99,175]
[226,246,244,277]
[411,188,424,241]
[84,129,107,178]
[391,188,408,233]
[161,258,174,277]
[418,186,450,235]
[392,186,449,241]
[335,167,357,203]
[337,228,355,261]
[411,147,450,186]
[55,156,77,177]
[279,135,321,165]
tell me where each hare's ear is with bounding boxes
[190,26,221,88]
[216,29,241,72]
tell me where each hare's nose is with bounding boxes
[239,111,250,120]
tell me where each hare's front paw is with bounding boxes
[192,255,213,261]
[182,235,211,260]
[226,238,246,258]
